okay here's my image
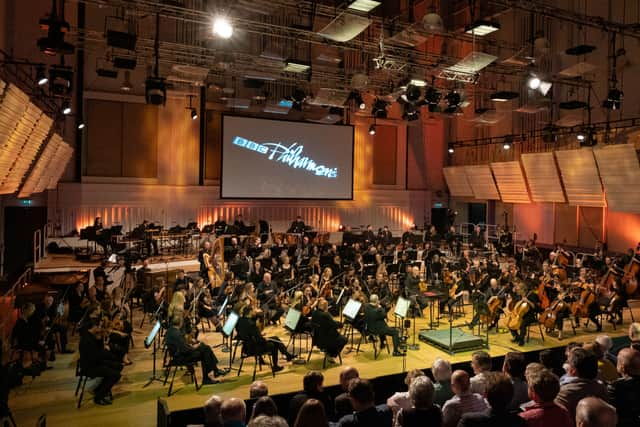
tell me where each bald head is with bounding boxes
[451,370,470,395]
[339,366,360,391]
[250,380,269,398]
[204,395,223,427]
[617,347,640,377]
[221,398,246,424]
[576,397,617,427]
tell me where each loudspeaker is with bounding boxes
[431,208,448,235]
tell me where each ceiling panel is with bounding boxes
[491,160,531,203]
[554,148,605,207]
[464,164,500,200]
[593,144,640,213]
[521,152,566,203]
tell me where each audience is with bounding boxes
[502,351,529,411]
[518,369,572,427]
[334,366,359,420]
[221,398,247,427]
[559,342,582,385]
[396,376,442,427]
[458,372,526,427]
[251,396,278,420]
[583,341,618,383]
[432,358,454,407]
[575,397,617,427]
[204,395,223,427]
[289,371,333,425]
[607,347,640,427]
[539,349,563,378]
[595,335,617,366]
[386,369,425,419]
[248,415,288,427]
[293,398,330,427]
[250,381,269,399]
[554,347,607,420]
[629,323,640,351]
[337,378,392,427]
[470,351,492,395]
[441,370,488,427]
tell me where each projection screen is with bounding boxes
[221,116,354,199]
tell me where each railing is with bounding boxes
[3,266,32,297]
[0,242,4,278]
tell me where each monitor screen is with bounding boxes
[221,116,354,199]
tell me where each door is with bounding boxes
[468,203,487,226]
[3,207,47,283]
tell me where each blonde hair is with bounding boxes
[168,291,186,321]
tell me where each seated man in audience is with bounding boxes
[629,322,640,351]
[607,347,640,427]
[503,351,529,411]
[575,397,617,427]
[518,369,572,427]
[204,395,223,427]
[289,371,333,425]
[470,351,492,395]
[334,366,359,421]
[432,358,454,407]
[458,372,526,427]
[442,370,488,427]
[554,347,607,420]
[595,335,617,366]
[338,378,392,427]
[397,376,442,427]
[221,397,247,427]
[583,341,618,383]
[250,381,269,399]
[387,369,425,420]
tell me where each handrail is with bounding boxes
[3,266,32,297]
[33,228,42,265]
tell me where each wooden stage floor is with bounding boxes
[9,305,635,427]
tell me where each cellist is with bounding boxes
[507,282,541,346]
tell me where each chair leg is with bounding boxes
[538,323,545,342]
[338,353,342,365]
[322,353,327,370]
[307,346,313,363]
[252,356,258,382]
[191,366,200,391]
[75,375,83,396]
[168,366,178,396]
[77,377,88,408]
[163,364,172,385]
[373,338,379,360]
[237,356,244,377]
[139,312,146,328]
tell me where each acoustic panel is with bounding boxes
[464,164,500,200]
[554,149,605,207]
[593,144,640,213]
[19,134,65,197]
[520,152,566,203]
[490,161,531,203]
[443,166,473,197]
[45,141,73,190]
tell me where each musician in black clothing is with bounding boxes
[68,282,86,323]
[78,304,122,405]
[439,271,466,316]
[378,226,393,247]
[404,266,427,312]
[174,270,193,292]
[93,216,111,254]
[467,278,503,330]
[470,225,486,250]
[256,273,284,325]
[508,282,541,346]
[198,240,212,280]
[236,306,295,373]
[446,226,461,256]
[94,276,107,302]
[289,216,306,234]
[34,295,73,355]
[573,281,603,332]
[363,294,402,356]
[311,298,347,359]
[11,303,50,368]
[141,220,159,256]
[234,214,248,234]
[363,225,376,248]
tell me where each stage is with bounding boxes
[8,302,636,427]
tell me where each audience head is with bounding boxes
[432,358,452,383]
[339,366,359,392]
[334,393,352,420]
[317,298,328,312]
[527,369,560,404]
[503,351,526,380]
[293,399,329,427]
[583,342,605,361]
[248,415,288,427]
[348,379,375,412]
[204,395,223,427]
[484,372,514,413]
[575,397,617,427]
[524,363,545,383]
[451,370,471,395]
[629,323,640,351]
[303,371,324,394]
[221,398,246,425]
[567,347,599,380]
[471,351,492,374]
[251,396,277,419]
[595,335,613,353]
[409,376,435,409]
[404,369,425,387]
[250,381,269,399]
[616,347,640,377]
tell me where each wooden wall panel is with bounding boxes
[205,111,221,180]
[122,103,157,178]
[86,100,122,177]
[554,204,578,246]
[372,125,397,185]
[520,152,566,203]
[578,206,604,248]
[554,149,605,207]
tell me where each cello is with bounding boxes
[571,282,596,318]
[622,256,640,296]
[540,292,568,331]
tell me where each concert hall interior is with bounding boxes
[2,1,640,427]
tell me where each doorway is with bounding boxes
[3,206,47,283]
[468,203,487,226]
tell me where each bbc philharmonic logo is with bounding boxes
[232,136,338,179]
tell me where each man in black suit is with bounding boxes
[378,226,393,247]
[289,216,306,234]
[311,298,347,360]
[363,225,376,248]
[607,347,640,427]
[458,372,526,427]
[233,214,247,234]
[363,294,402,356]
[235,306,294,373]
[337,378,392,427]
[470,225,486,250]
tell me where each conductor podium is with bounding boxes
[418,328,485,354]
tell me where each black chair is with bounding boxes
[355,324,389,360]
[307,323,343,369]
[236,336,275,382]
[74,359,96,408]
[163,345,200,397]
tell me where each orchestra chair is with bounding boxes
[625,299,639,323]
[74,359,96,408]
[163,344,200,397]
[236,335,276,382]
[355,324,389,360]
[525,322,545,343]
[307,323,343,369]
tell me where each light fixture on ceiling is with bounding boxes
[443,90,462,114]
[409,78,427,87]
[190,108,198,120]
[402,103,420,121]
[401,84,422,104]
[503,135,513,150]
[48,64,73,96]
[369,124,376,135]
[62,100,71,115]
[425,86,442,112]
[448,146,454,154]
[527,73,552,95]
[528,75,541,90]
[77,121,85,130]
[503,142,511,150]
[347,0,381,13]
[212,16,233,39]
[465,20,500,36]
[578,128,597,146]
[371,98,388,118]
[603,88,623,110]
[37,0,74,55]
[284,60,311,73]
[36,66,48,86]
[353,92,366,110]
[576,132,585,141]
[121,70,133,92]
[490,90,519,102]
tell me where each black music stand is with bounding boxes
[221,311,240,371]
[284,309,307,365]
[342,299,362,354]
[143,320,164,387]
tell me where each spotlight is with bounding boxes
[212,16,233,39]
[371,98,388,119]
[503,142,511,150]
[121,70,133,92]
[369,124,376,135]
[36,66,48,86]
[190,108,198,120]
[402,103,420,121]
[145,76,167,105]
[528,76,541,90]
[62,100,71,115]
[576,132,585,141]
[425,86,442,112]
[465,20,500,36]
[443,90,462,114]
[603,88,623,110]
[48,65,73,96]
[401,84,422,104]
[448,146,454,154]
[347,0,381,12]
[77,122,85,130]
[579,128,597,147]
[37,0,74,55]
[351,91,366,110]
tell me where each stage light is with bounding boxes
[36,66,48,86]
[62,100,71,115]
[347,0,381,13]
[371,98,388,119]
[579,128,597,147]
[145,76,167,105]
[48,65,73,96]
[577,132,585,141]
[448,146,454,154]
[190,108,198,120]
[369,124,376,135]
[409,78,427,87]
[213,16,233,39]
[284,60,311,73]
[465,20,500,36]
[401,84,422,104]
[351,91,366,110]
[402,103,419,121]
[490,90,519,102]
[77,122,85,130]
[528,76,541,90]
[603,88,623,110]
[121,70,133,92]
[503,142,511,150]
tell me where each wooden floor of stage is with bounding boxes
[33,253,200,273]
[9,305,636,427]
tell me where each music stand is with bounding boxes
[342,299,362,353]
[143,320,164,387]
[284,309,306,365]
[221,311,239,370]
[212,297,231,352]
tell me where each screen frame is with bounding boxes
[220,114,355,200]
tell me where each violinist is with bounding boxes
[279,255,295,283]
[68,282,86,323]
[507,282,541,346]
[257,273,284,325]
[311,298,347,362]
[363,225,376,248]
[11,303,50,369]
[249,260,264,284]
[439,270,466,317]
[197,284,222,331]
[174,270,193,293]
[378,225,393,247]
[78,304,123,405]
[168,291,197,342]
[94,276,107,302]
[107,287,133,365]
[34,295,73,356]
[308,256,322,277]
